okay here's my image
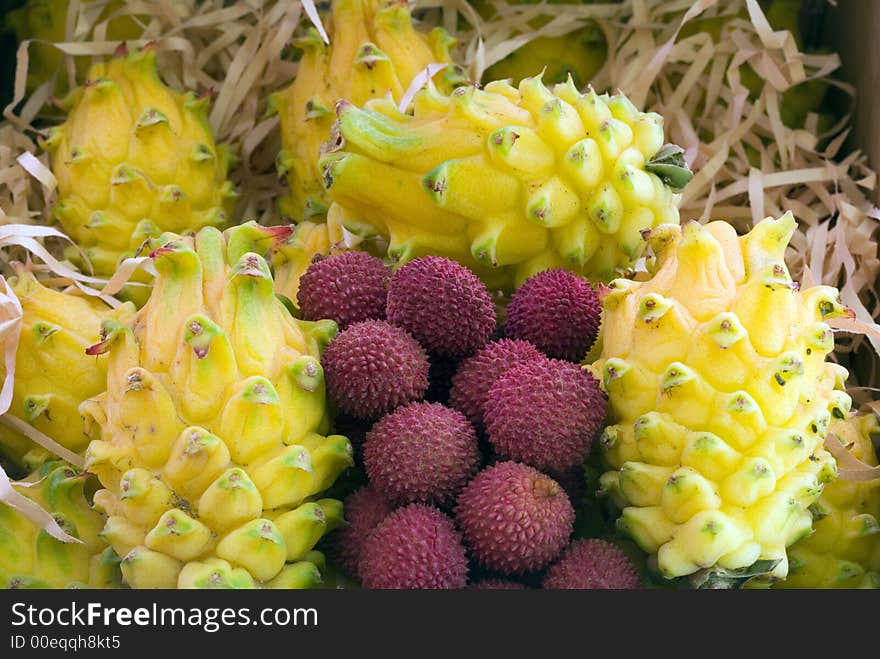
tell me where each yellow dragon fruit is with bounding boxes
[268,0,467,302]
[590,213,852,585]
[0,264,135,469]
[775,413,880,588]
[41,45,237,298]
[317,75,691,289]
[0,461,121,588]
[271,0,467,223]
[81,222,350,589]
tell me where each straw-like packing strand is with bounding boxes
[0,126,51,227]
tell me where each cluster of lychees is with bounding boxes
[296,251,641,589]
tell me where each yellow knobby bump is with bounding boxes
[178,558,256,589]
[145,510,213,563]
[215,519,287,583]
[197,468,264,532]
[120,547,182,589]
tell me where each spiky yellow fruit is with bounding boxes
[81,222,350,589]
[269,0,467,302]
[589,213,852,583]
[270,0,467,223]
[41,46,237,291]
[0,264,135,469]
[317,75,691,290]
[775,413,880,588]
[0,461,121,588]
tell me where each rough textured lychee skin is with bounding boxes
[297,251,391,329]
[469,578,528,590]
[504,269,601,363]
[334,487,393,579]
[364,402,479,506]
[542,539,640,590]
[484,359,607,472]
[323,320,430,420]
[359,504,468,589]
[386,256,496,358]
[449,339,545,428]
[456,462,574,575]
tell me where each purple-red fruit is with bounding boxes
[386,256,496,358]
[364,402,479,506]
[456,462,574,575]
[297,251,390,329]
[504,269,601,362]
[359,504,468,589]
[449,339,545,428]
[484,359,607,472]
[542,539,641,590]
[334,487,393,579]
[322,320,429,420]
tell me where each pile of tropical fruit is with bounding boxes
[0,0,877,589]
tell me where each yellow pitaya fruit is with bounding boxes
[269,0,467,302]
[775,413,880,588]
[317,75,691,290]
[0,461,121,588]
[81,222,350,589]
[0,264,135,469]
[589,213,852,585]
[41,45,237,296]
[271,0,467,223]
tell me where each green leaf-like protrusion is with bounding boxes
[687,559,782,589]
[646,144,694,190]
